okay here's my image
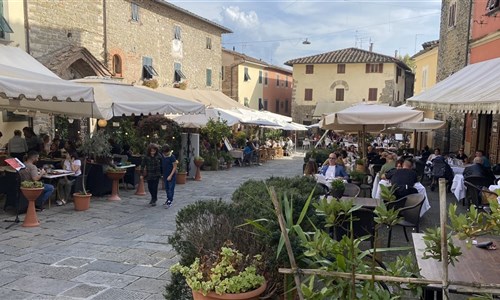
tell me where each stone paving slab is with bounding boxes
[4,275,77,296]
[72,270,139,288]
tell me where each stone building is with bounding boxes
[285,47,413,125]
[433,0,471,153]
[25,0,231,90]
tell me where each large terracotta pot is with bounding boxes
[194,159,204,181]
[73,193,92,211]
[106,171,126,201]
[20,187,43,227]
[192,281,267,300]
[176,172,187,184]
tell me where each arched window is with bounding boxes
[113,54,122,76]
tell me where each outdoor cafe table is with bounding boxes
[42,169,75,208]
[413,233,500,298]
[339,196,382,209]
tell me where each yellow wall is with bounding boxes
[1,0,26,49]
[238,63,264,110]
[413,47,438,95]
[293,62,405,106]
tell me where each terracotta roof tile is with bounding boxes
[411,40,439,59]
[223,48,268,66]
[284,47,410,70]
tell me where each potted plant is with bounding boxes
[20,181,44,227]
[379,184,397,202]
[221,152,233,169]
[349,170,366,185]
[177,159,187,184]
[330,179,345,199]
[355,158,366,172]
[170,245,267,300]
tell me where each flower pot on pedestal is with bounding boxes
[194,159,204,181]
[20,187,43,227]
[106,171,126,201]
[176,172,187,184]
[73,193,92,211]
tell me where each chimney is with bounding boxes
[395,50,398,58]
[369,42,373,52]
[233,46,235,51]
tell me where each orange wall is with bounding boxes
[471,0,500,40]
[263,69,293,116]
[470,38,500,63]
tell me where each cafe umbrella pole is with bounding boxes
[439,178,450,299]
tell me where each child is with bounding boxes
[161,144,178,208]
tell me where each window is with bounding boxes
[0,0,13,40]
[275,99,279,113]
[366,63,383,73]
[174,62,186,82]
[112,55,122,76]
[305,89,313,101]
[336,88,344,101]
[397,91,400,101]
[206,69,212,86]
[285,99,289,112]
[285,76,289,87]
[368,88,378,101]
[174,25,181,40]
[244,97,249,107]
[264,72,268,85]
[206,37,212,49]
[337,64,345,74]
[131,3,139,21]
[258,98,263,110]
[264,99,268,110]
[142,56,158,79]
[258,71,262,84]
[448,2,457,27]
[305,65,314,74]
[221,66,225,81]
[276,75,280,86]
[486,0,500,14]
[396,67,402,83]
[244,67,251,81]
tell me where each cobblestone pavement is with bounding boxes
[0,154,305,299]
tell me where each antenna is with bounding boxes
[302,38,311,45]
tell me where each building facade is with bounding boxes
[262,65,293,116]
[285,47,412,125]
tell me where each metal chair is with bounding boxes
[343,183,360,197]
[387,193,425,247]
[463,176,495,207]
[333,207,376,248]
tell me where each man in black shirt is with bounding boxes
[463,157,496,185]
[391,160,418,199]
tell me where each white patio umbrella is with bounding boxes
[73,78,205,120]
[170,107,241,128]
[0,46,96,117]
[321,103,423,157]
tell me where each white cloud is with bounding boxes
[222,6,260,29]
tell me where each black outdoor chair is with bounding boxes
[343,183,360,197]
[463,176,495,207]
[387,193,425,247]
[384,196,407,212]
[464,180,497,210]
[333,207,376,248]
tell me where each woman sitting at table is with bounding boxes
[456,148,468,163]
[56,150,81,206]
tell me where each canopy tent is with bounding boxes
[407,57,500,113]
[73,78,205,120]
[398,118,445,131]
[169,107,241,128]
[0,46,96,117]
[148,86,248,110]
[312,102,354,118]
[321,103,423,157]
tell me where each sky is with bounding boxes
[170,0,442,68]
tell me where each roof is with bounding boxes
[154,1,232,34]
[284,47,411,71]
[223,48,269,67]
[411,40,439,59]
[265,64,292,75]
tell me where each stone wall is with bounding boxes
[436,0,471,81]
[106,0,225,89]
[27,0,104,61]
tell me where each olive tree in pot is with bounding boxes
[76,130,112,210]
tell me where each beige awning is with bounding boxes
[150,87,247,110]
[407,57,500,114]
[312,102,354,117]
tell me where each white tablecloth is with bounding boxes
[451,166,465,175]
[372,173,430,217]
[451,174,465,202]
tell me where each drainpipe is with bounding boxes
[23,0,30,53]
[230,60,244,101]
[103,0,108,65]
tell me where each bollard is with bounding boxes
[135,175,146,196]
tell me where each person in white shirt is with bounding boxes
[56,150,82,206]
